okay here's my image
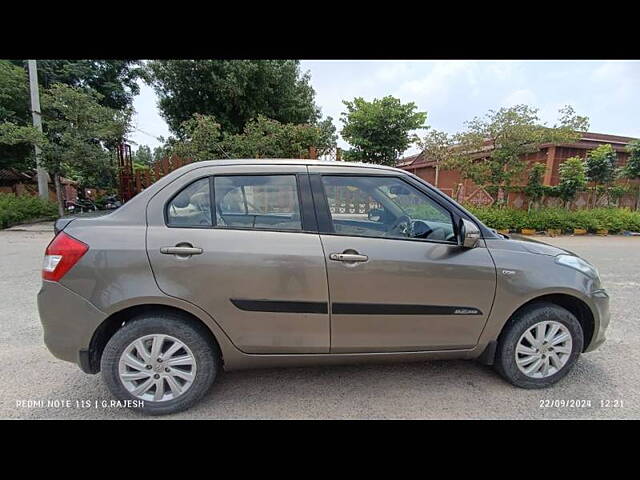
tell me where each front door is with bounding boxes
[146,165,330,354]
[309,167,497,353]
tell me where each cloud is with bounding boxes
[592,61,639,81]
[591,61,640,103]
[486,62,518,81]
[501,88,537,107]
[395,61,476,105]
[374,62,411,82]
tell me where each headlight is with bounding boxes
[555,254,599,278]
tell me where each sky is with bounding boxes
[129,60,640,156]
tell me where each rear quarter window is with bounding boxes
[166,177,212,227]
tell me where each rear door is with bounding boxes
[146,164,330,353]
[309,166,497,353]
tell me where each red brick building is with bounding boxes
[397,132,638,209]
[0,168,78,203]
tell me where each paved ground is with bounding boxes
[1,226,638,419]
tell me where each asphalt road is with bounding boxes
[1,225,638,419]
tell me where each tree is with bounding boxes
[313,117,339,158]
[443,104,589,204]
[222,115,336,159]
[0,84,129,214]
[557,156,587,207]
[556,105,590,132]
[153,144,169,163]
[584,144,617,207]
[10,60,144,111]
[146,60,321,135]
[0,122,47,160]
[340,96,427,165]
[524,162,547,211]
[0,60,32,170]
[131,145,155,175]
[41,84,130,211]
[620,140,640,210]
[167,114,337,161]
[0,61,29,123]
[416,128,451,187]
[132,145,154,166]
[1,60,141,172]
[169,114,224,161]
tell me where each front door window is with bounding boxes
[321,176,456,243]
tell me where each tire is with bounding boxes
[494,302,583,389]
[101,312,219,415]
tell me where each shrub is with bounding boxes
[0,193,58,229]
[557,156,587,205]
[466,206,640,233]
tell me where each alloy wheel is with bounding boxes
[118,334,197,402]
[515,321,573,379]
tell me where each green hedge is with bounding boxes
[466,206,640,233]
[0,193,59,229]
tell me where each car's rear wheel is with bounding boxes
[494,302,583,389]
[101,313,218,415]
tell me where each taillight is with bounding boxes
[42,232,89,282]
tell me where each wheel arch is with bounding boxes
[479,292,596,366]
[499,293,595,352]
[85,303,227,374]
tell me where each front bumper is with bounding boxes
[37,280,107,369]
[585,288,610,352]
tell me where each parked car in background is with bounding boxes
[38,160,610,415]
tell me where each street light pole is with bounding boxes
[27,60,49,200]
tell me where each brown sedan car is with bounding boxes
[38,160,610,414]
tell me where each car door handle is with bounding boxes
[329,253,368,262]
[160,246,203,256]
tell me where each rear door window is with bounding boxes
[214,175,302,231]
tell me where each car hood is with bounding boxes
[486,234,577,257]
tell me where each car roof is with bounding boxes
[179,159,408,174]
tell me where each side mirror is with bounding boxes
[459,218,481,248]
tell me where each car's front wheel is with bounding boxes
[495,302,584,389]
[101,312,218,415]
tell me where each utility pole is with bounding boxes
[28,60,49,200]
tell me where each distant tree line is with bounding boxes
[2,59,638,214]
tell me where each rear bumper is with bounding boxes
[585,288,610,352]
[37,280,107,370]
